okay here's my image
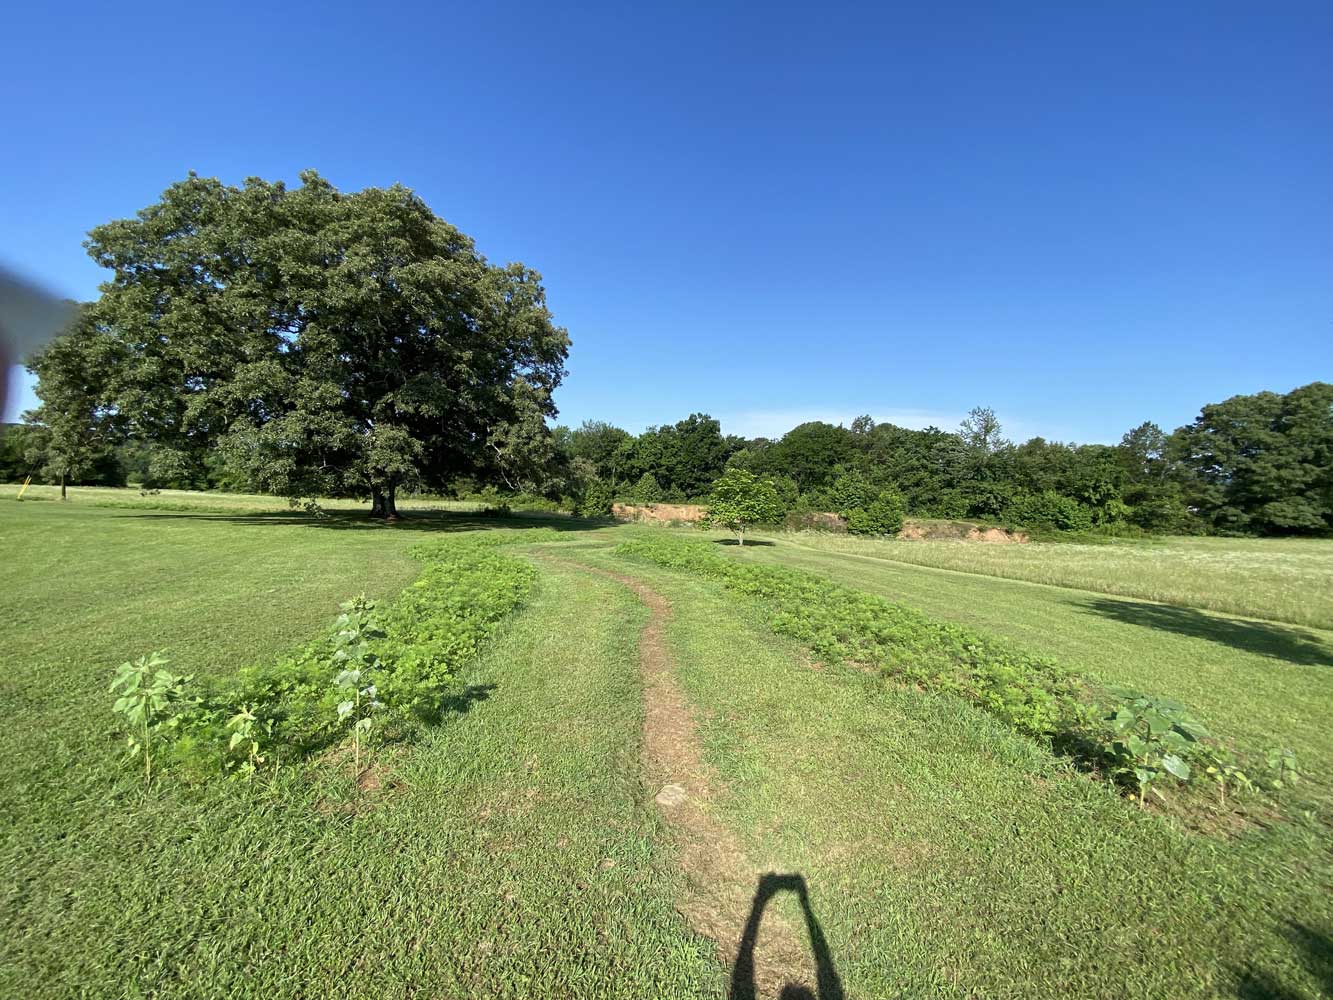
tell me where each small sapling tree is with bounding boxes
[707,469,784,545]
[109,652,193,786]
[331,597,385,775]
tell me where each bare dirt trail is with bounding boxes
[536,554,832,999]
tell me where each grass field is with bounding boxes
[771,530,1333,629]
[3,498,1331,998]
[725,535,1333,787]
[0,483,534,516]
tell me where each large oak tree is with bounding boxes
[85,171,569,516]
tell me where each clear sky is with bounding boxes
[2,1,1329,442]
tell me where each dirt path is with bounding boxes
[539,555,829,999]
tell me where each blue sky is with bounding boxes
[2,2,1329,442]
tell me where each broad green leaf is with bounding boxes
[1162,754,1190,780]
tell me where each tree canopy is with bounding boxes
[81,171,569,515]
[706,468,783,544]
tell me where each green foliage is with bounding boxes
[1099,694,1209,806]
[1263,747,1301,796]
[223,704,272,780]
[150,538,538,781]
[1203,748,1255,808]
[705,468,784,543]
[22,305,126,495]
[563,420,634,484]
[1173,382,1332,535]
[762,422,856,490]
[626,471,664,505]
[1006,490,1094,531]
[81,171,570,516]
[576,477,615,517]
[109,653,194,786]
[624,413,740,497]
[846,489,906,535]
[827,469,877,514]
[333,627,383,777]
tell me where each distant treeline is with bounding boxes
[533,383,1330,536]
[6,380,1331,536]
[7,381,1330,536]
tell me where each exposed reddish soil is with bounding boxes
[611,502,709,524]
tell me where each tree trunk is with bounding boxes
[737,526,744,546]
[370,484,400,520]
[60,472,67,501]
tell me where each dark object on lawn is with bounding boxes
[730,873,845,1000]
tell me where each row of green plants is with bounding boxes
[109,533,551,785]
[615,537,1300,811]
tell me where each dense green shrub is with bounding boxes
[1127,494,1201,534]
[576,478,615,516]
[625,472,664,505]
[846,489,906,535]
[1006,490,1094,531]
[922,490,970,519]
[827,470,877,514]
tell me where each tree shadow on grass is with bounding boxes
[436,683,496,716]
[112,508,621,535]
[713,538,777,547]
[1234,921,1332,999]
[1077,597,1333,667]
[730,873,844,1000]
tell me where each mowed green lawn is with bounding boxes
[1,503,720,998]
[0,482,507,516]
[561,544,1332,999]
[3,499,1331,998]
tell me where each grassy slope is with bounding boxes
[723,536,1333,784]
[572,545,1332,1000]
[763,531,1333,629]
[1,504,718,998]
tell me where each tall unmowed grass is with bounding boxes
[771,531,1333,628]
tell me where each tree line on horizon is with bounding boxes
[7,386,1330,537]
[533,385,1331,536]
[2,170,1329,537]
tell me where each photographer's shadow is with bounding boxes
[729,873,845,1000]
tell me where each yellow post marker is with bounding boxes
[16,475,32,500]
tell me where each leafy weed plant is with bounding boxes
[109,652,194,786]
[118,535,542,783]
